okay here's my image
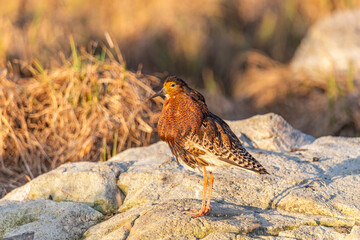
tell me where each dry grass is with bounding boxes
[0,51,162,197]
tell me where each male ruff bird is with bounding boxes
[150,76,268,218]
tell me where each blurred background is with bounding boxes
[0,0,360,195]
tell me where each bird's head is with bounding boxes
[150,76,188,99]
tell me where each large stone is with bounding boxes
[291,9,360,84]
[1,162,126,214]
[84,198,354,239]
[0,200,102,240]
[83,113,358,239]
[227,113,315,151]
[1,113,359,239]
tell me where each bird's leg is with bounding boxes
[184,166,211,218]
[199,166,208,211]
[205,171,214,212]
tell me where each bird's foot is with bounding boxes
[183,206,211,218]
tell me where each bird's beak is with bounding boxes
[149,87,165,99]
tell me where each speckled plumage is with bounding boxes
[156,76,268,174]
[151,76,268,217]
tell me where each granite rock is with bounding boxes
[0,200,102,240]
[1,162,125,214]
[1,113,359,240]
[291,9,360,84]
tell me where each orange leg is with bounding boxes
[184,166,213,218]
[205,171,213,212]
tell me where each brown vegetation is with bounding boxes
[0,52,162,197]
[212,50,360,137]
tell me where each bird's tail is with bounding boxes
[229,146,269,174]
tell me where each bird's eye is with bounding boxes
[170,83,176,88]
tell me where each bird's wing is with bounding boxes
[187,112,269,174]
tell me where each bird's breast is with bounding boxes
[157,94,205,142]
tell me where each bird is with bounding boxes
[150,76,269,218]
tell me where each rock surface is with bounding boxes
[227,113,315,151]
[0,200,102,240]
[1,162,124,214]
[1,113,359,240]
[291,9,360,84]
